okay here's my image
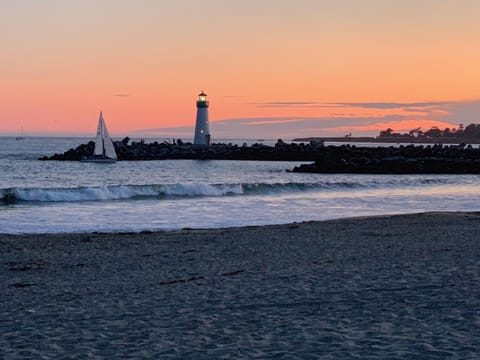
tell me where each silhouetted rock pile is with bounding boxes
[292,143,480,174]
[39,139,480,173]
[39,138,326,161]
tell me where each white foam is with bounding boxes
[15,185,157,203]
[9,183,244,203]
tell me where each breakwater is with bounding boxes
[292,143,480,174]
[39,138,480,174]
[39,138,325,161]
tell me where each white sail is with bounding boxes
[102,117,117,160]
[93,114,105,156]
[93,112,117,160]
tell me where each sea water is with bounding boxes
[1,136,480,234]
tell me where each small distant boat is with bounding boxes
[15,126,25,140]
[81,112,117,163]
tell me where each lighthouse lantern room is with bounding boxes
[194,91,211,145]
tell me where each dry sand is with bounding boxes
[2,212,480,358]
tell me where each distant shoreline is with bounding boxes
[293,136,480,144]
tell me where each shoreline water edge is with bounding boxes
[2,212,480,357]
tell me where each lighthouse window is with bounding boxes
[199,96,206,102]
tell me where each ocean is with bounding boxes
[1,136,480,234]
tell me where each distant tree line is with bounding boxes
[378,124,480,139]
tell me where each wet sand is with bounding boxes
[2,212,480,358]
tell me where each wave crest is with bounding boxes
[0,177,453,205]
[0,183,245,204]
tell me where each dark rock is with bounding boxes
[292,145,480,174]
[38,139,480,173]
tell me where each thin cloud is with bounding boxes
[434,100,480,124]
[253,101,330,108]
[403,108,429,113]
[113,94,130,97]
[252,101,451,109]
[332,101,450,109]
[213,115,407,130]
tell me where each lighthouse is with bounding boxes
[193,91,211,146]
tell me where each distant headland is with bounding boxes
[294,123,480,144]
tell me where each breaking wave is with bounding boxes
[0,182,362,204]
[0,177,456,205]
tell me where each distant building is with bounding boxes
[193,91,211,145]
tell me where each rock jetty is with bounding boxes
[39,138,325,162]
[39,138,480,174]
[291,143,480,174]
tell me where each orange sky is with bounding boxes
[1,1,479,138]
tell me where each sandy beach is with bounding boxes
[2,212,480,358]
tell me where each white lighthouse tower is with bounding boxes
[193,91,211,146]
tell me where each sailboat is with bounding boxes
[81,111,117,163]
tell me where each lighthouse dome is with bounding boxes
[197,91,209,108]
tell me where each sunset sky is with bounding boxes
[1,0,479,139]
